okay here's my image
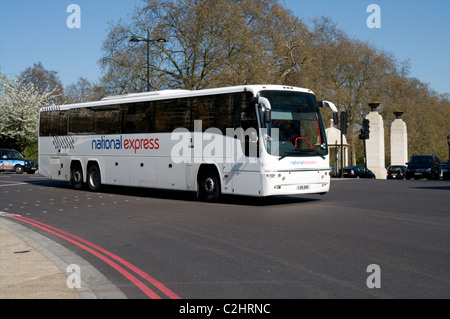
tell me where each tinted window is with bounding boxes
[410,156,432,164]
[69,108,94,134]
[154,98,190,132]
[124,102,153,133]
[94,106,122,134]
[191,92,253,132]
[58,111,68,135]
[44,91,255,136]
[39,110,59,136]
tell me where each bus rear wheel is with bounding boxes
[198,169,221,202]
[87,165,101,192]
[71,164,83,189]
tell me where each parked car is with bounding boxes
[0,149,37,174]
[405,155,441,180]
[442,160,450,180]
[342,166,376,179]
[387,165,407,179]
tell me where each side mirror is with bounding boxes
[333,111,339,125]
[264,109,271,123]
[258,97,272,123]
[319,100,339,124]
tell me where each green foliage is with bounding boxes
[0,72,58,153]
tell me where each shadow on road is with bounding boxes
[24,178,321,207]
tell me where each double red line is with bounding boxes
[9,215,181,299]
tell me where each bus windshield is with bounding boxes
[258,90,327,158]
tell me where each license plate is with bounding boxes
[297,185,309,190]
[414,172,422,175]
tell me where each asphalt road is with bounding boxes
[1,172,449,299]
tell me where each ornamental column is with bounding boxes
[366,103,387,179]
[390,112,408,166]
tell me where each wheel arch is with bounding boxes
[196,164,221,187]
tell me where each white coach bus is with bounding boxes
[38,85,338,201]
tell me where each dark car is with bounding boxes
[387,165,407,180]
[405,155,441,180]
[442,160,450,180]
[0,149,37,174]
[342,166,376,179]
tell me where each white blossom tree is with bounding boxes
[0,74,58,153]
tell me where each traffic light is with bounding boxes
[359,119,370,139]
[340,111,349,134]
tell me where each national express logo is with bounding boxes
[290,160,317,165]
[91,135,160,153]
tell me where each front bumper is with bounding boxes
[261,169,330,196]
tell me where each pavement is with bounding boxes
[0,215,127,299]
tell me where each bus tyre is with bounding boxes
[71,165,83,190]
[198,169,221,202]
[87,165,101,192]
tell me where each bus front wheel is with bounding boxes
[87,165,101,192]
[198,169,221,202]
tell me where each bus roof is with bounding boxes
[40,85,315,111]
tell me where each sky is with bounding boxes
[0,0,449,95]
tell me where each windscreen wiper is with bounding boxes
[279,149,325,160]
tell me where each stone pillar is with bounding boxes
[390,112,408,166]
[366,103,387,179]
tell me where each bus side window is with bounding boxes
[213,94,234,133]
[238,92,259,157]
[39,111,51,136]
[94,107,121,134]
[58,110,68,135]
[69,108,94,134]
[153,98,190,132]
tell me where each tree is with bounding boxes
[19,62,64,104]
[382,74,450,161]
[0,74,58,153]
[301,18,398,165]
[65,77,106,104]
[99,0,308,94]
[97,0,449,164]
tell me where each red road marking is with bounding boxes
[9,215,181,299]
